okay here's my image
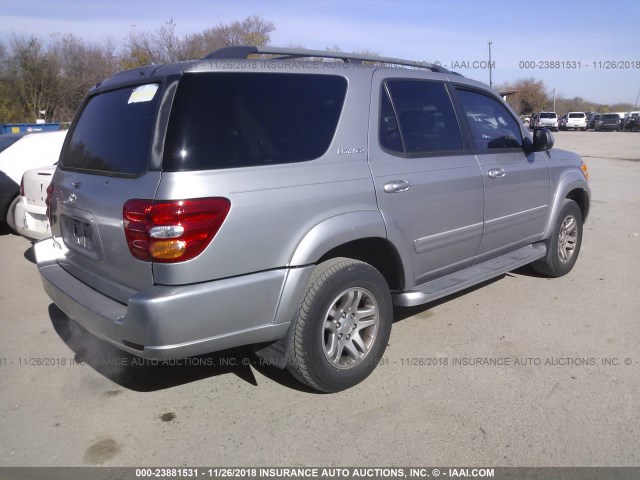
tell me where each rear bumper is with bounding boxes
[35,238,309,359]
[14,198,50,240]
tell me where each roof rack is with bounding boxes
[202,46,455,74]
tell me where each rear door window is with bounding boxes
[380,80,463,156]
[162,73,347,171]
[60,84,160,176]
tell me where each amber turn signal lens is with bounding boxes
[149,240,187,260]
[581,161,589,180]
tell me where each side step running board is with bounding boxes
[393,243,547,307]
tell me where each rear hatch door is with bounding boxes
[52,83,165,303]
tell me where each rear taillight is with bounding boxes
[123,198,231,263]
[45,182,54,223]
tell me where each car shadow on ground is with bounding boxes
[510,265,548,279]
[48,303,318,393]
[392,275,505,323]
[23,244,36,263]
[46,272,525,394]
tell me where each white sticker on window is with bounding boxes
[128,84,159,104]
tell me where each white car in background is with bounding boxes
[565,112,587,131]
[0,130,66,232]
[15,164,56,240]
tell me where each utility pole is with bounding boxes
[488,41,493,87]
[635,88,640,108]
[553,86,556,112]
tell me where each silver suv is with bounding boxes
[36,46,590,392]
[536,112,559,131]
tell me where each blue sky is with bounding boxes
[1,0,639,105]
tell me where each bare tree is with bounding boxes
[500,77,549,115]
[121,16,275,67]
[6,35,61,122]
[201,15,274,51]
[50,34,119,120]
[122,19,180,68]
[0,41,23,122]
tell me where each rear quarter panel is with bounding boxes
[152,68,381,286]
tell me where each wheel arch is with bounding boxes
[288,210,406,291]
[256,212,407,369]
[544,172,590,239]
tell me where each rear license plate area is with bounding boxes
[61,214,100,259]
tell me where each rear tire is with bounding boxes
[532,200,583,277]
[286,258,392,393]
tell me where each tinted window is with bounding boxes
[602,114,619,120]
[540,112,557,119]
[456,89,522,151]
[381,80,463,155]
[61,84,160,175]
[379,87,403,153]
[163,73,347,171]
[568,113,585,118]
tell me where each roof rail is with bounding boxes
[203,46,455,74]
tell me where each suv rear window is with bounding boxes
[568,113,585,118]
[540,112,557,119]
[163,73,347,171]
[602,114,620,120]
[61,84,160,176]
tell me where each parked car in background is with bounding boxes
[558,114,567,130]
[537,112,558,131]
[596,113,622,131]
[0,130,66,232]
[614,112,627,126]
[529,113,539,128]
[565,112,587,131]
[587,114,601,130]
[521,115,531,127]
[15,164,56,240]
[623,112,640,131]
[628,115,640,132]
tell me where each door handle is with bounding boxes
[488,168,506,179]
[383,180,411,193]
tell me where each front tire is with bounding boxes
[286,258,392,392]
[532,200,583,277]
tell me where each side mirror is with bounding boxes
[532,127,554,152]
